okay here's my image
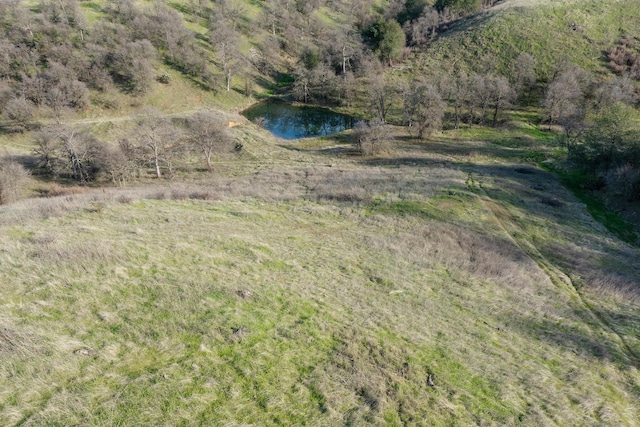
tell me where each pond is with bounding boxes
[241,100,356,140]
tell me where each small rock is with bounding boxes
[427,374,435,387]
[73,348,95,356]
[230,326,248,342]
[236,289,253,299]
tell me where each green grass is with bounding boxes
[1,1,640,424]
[416,0,640,80]
[2,124,640,424]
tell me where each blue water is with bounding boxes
[241,100,355,140]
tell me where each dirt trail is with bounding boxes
[468,172,640,368]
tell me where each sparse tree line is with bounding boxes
[0,109,236,204]
[350,52,640,203]
[346,53,533,153]
[542,60,640,200]
[250,0,505,106]
[348,65,519,155]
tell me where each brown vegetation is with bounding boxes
[608,36,640,80]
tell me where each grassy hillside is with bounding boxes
[1,0,640,425]
[414,0,640,80]
[1,123,640,425]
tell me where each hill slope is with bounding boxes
[1,0,640,425]
[414,0,640,79]
[1,130,639,425]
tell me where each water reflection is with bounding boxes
[241,100,355,140]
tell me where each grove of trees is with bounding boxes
[542,62,640,200]
[27,109,237,186]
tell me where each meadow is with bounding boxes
[1,118,639,425]
[1,0,640,424]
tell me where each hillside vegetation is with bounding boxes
[1,0,640,425]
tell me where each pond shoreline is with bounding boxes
[241,99,358,140]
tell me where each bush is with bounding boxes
[607,164,640,201]
[156,72,171,84]
[0,160,30,205]
[2,98,35,133]
[351,119,392,156]
[607,36,640,80]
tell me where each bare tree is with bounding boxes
[512,52,536,102]
[258,0,289,36]
[33,125,104,182]
[557,102,587,149]
[338,71,357,107]
[468,74,492,125]
[384,0,405,21]
[293,66,313,103]
[186,111,234,171]
[543,67,589,126]
[487,75,515,127]
[210,10,243,91]
[218,0,246,31]
[33,126,63,175]
[118,40,156,94]
[94,141,140,186]
[404,77,445,138]
[364,59,396,123]
[133,109,183,179]
[315,63,337,101]
[439,70,468,129]
[327,27,362,75]
[405,6,439,47]
[594,76,637,113]
[255,35,281,75]
[351,0,375,29]
[58,127,101,182]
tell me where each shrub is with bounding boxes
[351,119,392,156]
[607,36,640,80]
[607,163,640,201]
[0,160,30,205]
[2,98,35,133]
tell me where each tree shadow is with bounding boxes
[505,313,637,368]
[359,157,450,168]
[434,8,496,42]
[253,76,275,92]
[1,154,38,170]
[168,2,192,15]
